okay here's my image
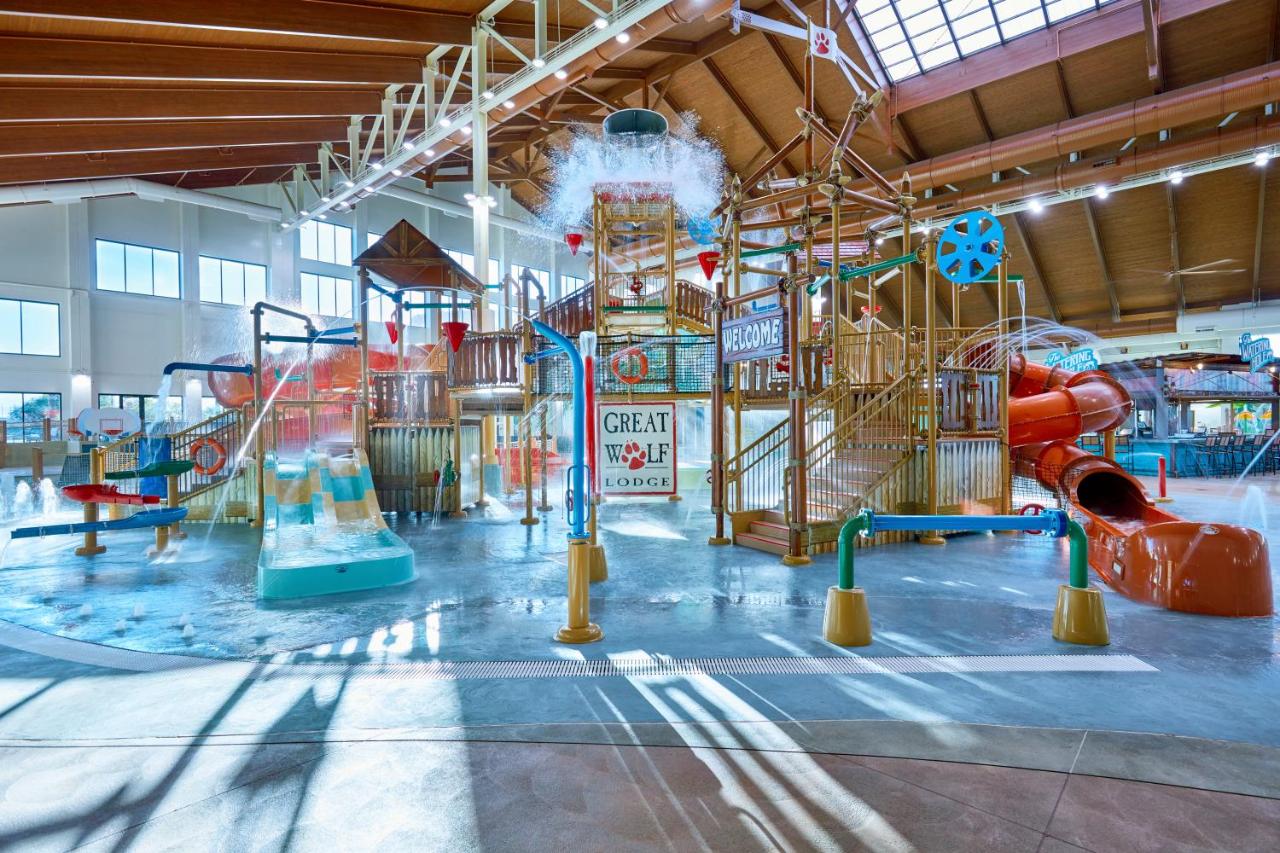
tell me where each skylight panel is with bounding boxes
[854,0,1114,82]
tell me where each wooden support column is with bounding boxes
[520,278,537,526]
[784,249,810,566]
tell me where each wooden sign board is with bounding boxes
[596,402,677,496]
[723,308,786,364]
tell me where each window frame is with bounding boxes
[0,297,61,358]
[198,254,268,307]
[94,238,182,299]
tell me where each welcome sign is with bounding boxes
[596,402,677,496]
[723,308,786,364]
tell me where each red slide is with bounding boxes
[1008,354,1271,617]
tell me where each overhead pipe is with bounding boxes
[838,115,1280,235]
[0,177,283,221]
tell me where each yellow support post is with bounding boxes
[75,447,106,556]
[556,538,603,643]
[998,255,1012,517]
[167,473,185,540]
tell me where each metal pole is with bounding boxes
[251,306,265,527]
[921,235,944,546]
[784,249,811,566]
[520,278,537,525]
[997,255,1011,515]
[901,205,913,376]
[709,185,734,545]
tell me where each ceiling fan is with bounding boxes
[1129,258,1249,279]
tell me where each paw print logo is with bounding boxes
[621,441,647,471]
[812,29,831,56]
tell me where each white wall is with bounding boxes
[0,178,589,426]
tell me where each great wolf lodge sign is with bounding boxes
[597,402,677,496]
[723,308,785,364]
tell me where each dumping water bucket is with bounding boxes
[565,232,584,256]
[697,251,721,281]
[442,321,469,353]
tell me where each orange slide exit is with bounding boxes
[1007,354,1272,617]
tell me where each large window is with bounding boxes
[367,232,382,249]
[301,273,353,318]
[299,220,353,265]
[0,298,59,356]
[201,396,224,420]
[0,391,62,442]
[512,266,551,295]
[561,274,587,296]
[95,239,180,298]
[855,0,1117,82]
[97,393,181,426]
[366,290,430,327]
[445,249,475,274]
[199,256,267,307]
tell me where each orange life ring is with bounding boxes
[610,347,649,385]
[190,436,227,476]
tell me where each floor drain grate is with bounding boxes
[284,653,1158,681]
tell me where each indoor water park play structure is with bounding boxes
[8,65,1270,636]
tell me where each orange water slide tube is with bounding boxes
[1008,354,1272,617]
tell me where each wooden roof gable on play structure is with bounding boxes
[354,220,485,298]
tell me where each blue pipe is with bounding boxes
[532,319,587,539]
[163,361,252,376]
[523,348,561,364]
[10,507,188,539]
[261,334,359,347]
[316,325,356,336]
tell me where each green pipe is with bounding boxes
[806,273,831,296]
[1067,519,1089,589]
[975,275,1025,283]
[836,510,873,590]
[740,241,802,259]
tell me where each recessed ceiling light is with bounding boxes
[464,192,476,201]
[422,148,435,158]
[343,180,354,188]
[593,17,608,29]
[1028,198,1044,213]
[532,57,545,68]
[439,117,452,127]
[320,196,330,202]
[1095,184,1109,199]
[461,125,472,135]
[1255,149,1271,166]
[338,201,350,209]
[391,168,403,176]
[615,32,630,44]
[1170,170,1184,184]
[299,209,309,216]
[554,69,568,80]
[874,237,884,246]
[482,90,494,100]
[317,214,327,220]
[402,142,415,151]
[504,100,516,109]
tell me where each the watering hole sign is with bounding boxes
[723,308,785,364]
[597,401,677,496]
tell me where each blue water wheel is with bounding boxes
[936,211,1004,284]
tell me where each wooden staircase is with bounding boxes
[727,364,921,557]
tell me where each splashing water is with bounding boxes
[542,115,726,232]
[37,479,57,517]
[12,481,32,519]
[148,373,174,434]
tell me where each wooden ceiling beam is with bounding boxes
[0,37,423,85]
[492,21,695,55]
[0,142,330,184]
[0,117,348,157]
[1007,212,1061,324]
[0,0,473,46]
[1080,198,1122,323]
[1141,0,1165,94]
[0,86,382,121]
[703,58,795,178]
[892,0,1236,114]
